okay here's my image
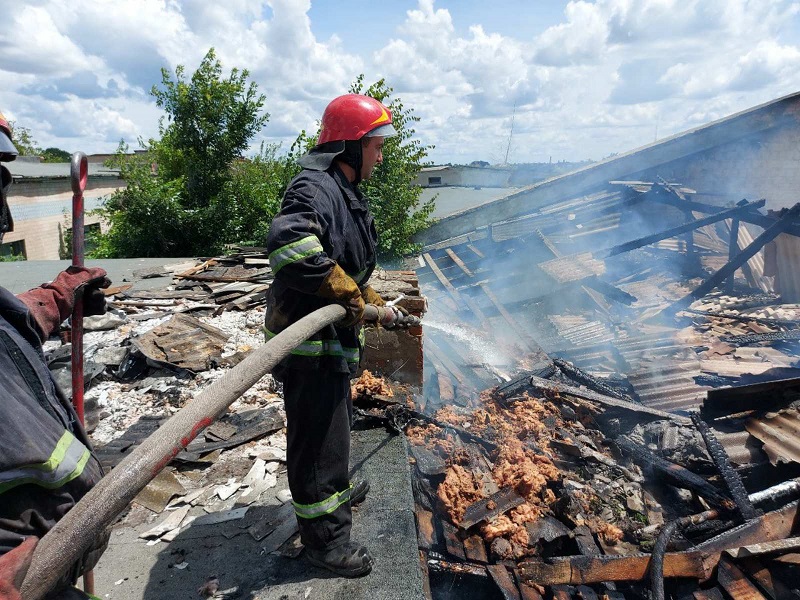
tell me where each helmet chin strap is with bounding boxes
[0,165,13,243]
[339,140,363,185]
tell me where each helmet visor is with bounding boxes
[364,123,397,138]
[0,131,18,162]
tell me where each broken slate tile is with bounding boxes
[139,505,190,540]
[215,478,240,501]
[192,507,250,527]
[133,469,186,513]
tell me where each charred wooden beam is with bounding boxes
[691,413,757,521]
[513,572,545,600]
[460,488,526,530]
[702,376,800,419]
[517,500,800,585]
[553,358,630,401]
[582,276,637,305]
[726,536,800,559]
[422,252,490,326]
[495,362,558,400]
[685,308,800,328]
[487,564,523,600]
[716,556,768,600]
[526,375,687,423]
[615,436,733,510]
[662,204,800,317]
[445,248,475,278]
[427,553,488,578]
[442,521,467,561]
[463,534,488,564]
[647,193,800,238]
[727,217,741,294]
[596,199,765,259]
[737,557,794,600]
[518,550,714,585]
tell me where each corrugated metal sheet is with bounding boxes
[745,408,800,466]
[627,360,709,413]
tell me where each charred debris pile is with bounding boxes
[390,180,800,598]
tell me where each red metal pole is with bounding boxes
[70,152,92,595]
[70,152,88,424]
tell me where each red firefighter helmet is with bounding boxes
[0,112,18,162]
[318,94,397,145]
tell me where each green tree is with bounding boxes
[151,48,268,209]
[94,49,270,257]
[41,147,71,162]
[8,121,41,156]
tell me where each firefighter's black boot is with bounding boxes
[350,479,369,506]
[306,541,374,578]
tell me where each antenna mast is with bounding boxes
[504,101,516,165]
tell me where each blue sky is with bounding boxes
[2,0,799,165]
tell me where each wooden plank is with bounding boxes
[478,283,547,356]
[487,564,522,600]
[693,588,725,600]
[422,252,463,302]
[415,505,437,550]
[717,556,767,600]
[662,204,800,316]
[424,337,468,387]
[442,521,466,561]
[737,557,793,600]
[445,248,475,277]
[463,535,488,564]
[518,551,713,585]
[467,244,485,258]
[518,501,800,585]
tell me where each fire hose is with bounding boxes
[21,302,419,599]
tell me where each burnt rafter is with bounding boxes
[595,199,766,259]
[663,204,800,317]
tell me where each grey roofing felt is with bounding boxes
[0,258,190,294]
[7,159,121,179]
[422,185,524,219]
[93,427,425,600]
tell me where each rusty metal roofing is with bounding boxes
[745,408,800,466]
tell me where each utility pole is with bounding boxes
[504,101,516,165]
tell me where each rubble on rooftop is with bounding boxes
[409,178,800,597]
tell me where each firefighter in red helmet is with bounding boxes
[264,94,399,578]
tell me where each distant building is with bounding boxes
[413,165,511,188]
[2,157,125,260]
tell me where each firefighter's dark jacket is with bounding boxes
[265,163,377,375]
[0,286,104,555]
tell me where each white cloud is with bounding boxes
[0,0,799,164]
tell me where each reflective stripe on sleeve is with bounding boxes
[293,483,352,519]
[269,235,324,274]
[0,431,91,495]
[264,328,361,363]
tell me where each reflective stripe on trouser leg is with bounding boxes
[283,368,353,550]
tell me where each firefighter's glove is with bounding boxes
[376,305,411,330]
[17,266,111,341]
[0,536,37,600]
[317,264,365,327]
[360,285,385,307]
